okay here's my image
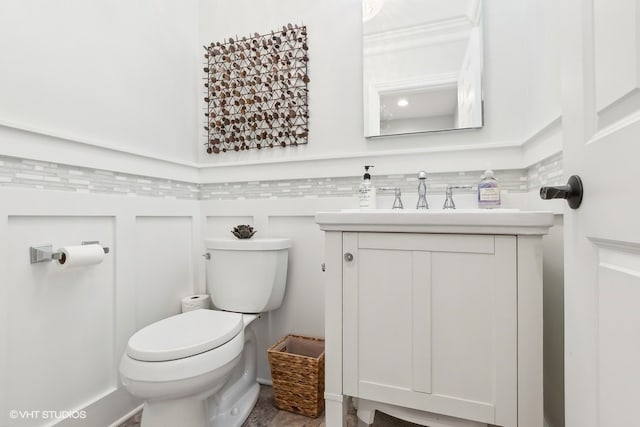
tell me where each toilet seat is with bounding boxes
[126,309,243,362]
[120,330,244,385]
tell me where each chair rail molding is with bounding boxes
[0,115,563,185]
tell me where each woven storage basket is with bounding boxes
[267,334,325,418]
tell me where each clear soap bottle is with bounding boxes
[477,169,501,208]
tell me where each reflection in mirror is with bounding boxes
[363,0,483,137]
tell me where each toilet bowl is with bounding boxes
[119,237,290,427]
[120,310,259,426]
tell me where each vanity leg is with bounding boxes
[356,409,375,426]
[325,393,348,427]
[352,397,359,410]
[356,400,376,427]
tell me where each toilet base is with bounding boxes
[141,395,208,427]
[207,319,260,426]
[208,382,259,427]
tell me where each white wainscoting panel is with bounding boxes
[260,216,327,381]
[267,215,326,337]
[0,189,199,427]
[204,216,254,241]
[0,189,565,426]
[134,216,195,330]
[5,215,115,427]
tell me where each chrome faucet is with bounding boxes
[379,187,404,209]
[443,184,473,209]
[416,171,428,209]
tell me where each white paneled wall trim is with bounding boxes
[0,186,565,427]
[0,188,202,427]
[0,152,564,201]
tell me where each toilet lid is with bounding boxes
[126,309,243,362]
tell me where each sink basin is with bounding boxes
[316,209,553,235]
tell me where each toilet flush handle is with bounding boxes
[202,253,211,260]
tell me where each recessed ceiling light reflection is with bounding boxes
[397,99,409,107]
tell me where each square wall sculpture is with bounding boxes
[203,23,310,155]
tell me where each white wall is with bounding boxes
[523,0,562,134]
[197,0,538,182]
[0,0,200,177]
[0,0,560,181]
[0,189,201,427]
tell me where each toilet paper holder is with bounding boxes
[29,241,110,264]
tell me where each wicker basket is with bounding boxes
[267,334,325,418]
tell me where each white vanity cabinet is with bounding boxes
[316,210,554,427]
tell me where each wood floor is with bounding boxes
[118,385,423,427]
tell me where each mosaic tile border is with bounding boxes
[526,151,564,191]
[0,155,200,200]
[198,169,529,200]
[0,153,563,201]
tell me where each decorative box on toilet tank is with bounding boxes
[315,209,554,427]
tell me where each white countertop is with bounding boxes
[315,209,555,235]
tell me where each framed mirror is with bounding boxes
[363,0,483,137]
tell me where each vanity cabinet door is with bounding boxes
[342,232,517,426]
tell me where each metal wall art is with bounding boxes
[203,23,310,155]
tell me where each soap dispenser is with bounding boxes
[358,165,377,209]
[477,169,501,208]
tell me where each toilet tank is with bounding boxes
[204,238,291,313]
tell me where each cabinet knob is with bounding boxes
[344,253,354,262]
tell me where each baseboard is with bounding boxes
[107,404,145,427]
[257,377,273,387]
[54,388,142,427]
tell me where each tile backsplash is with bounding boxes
[0,153,563,200]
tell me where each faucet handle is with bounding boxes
[378,187,404,209]
[443,184,473,209]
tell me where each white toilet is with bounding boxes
[119,237,291,427]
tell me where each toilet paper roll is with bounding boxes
[181,294,211,312]
[56,244,105,268]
